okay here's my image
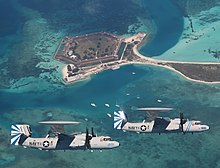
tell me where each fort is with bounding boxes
[54,32,220,84]
[54,32,123,67]
[54,32,146,83]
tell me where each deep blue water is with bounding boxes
[0,0,24,59]
[0,1,23,37]
[140,0,184,56]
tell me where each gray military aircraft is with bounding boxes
[114,108,209,134]
[11,121,119,150]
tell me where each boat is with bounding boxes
[91,103,96,107]
[111,66,120,70]
[157,99,162,103]
[107,113,112,118]
[132,72,136,75]
[105,103,110,107]
[115,104,120,108]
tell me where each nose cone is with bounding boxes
[108,141,120,148]
[113,141,120,148]
[201,125,209,131]
[205,125,210,130]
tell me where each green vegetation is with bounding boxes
[67,65,72,71]
[55,33,121,67]
[69,34,118,61]
[169,63,220,82]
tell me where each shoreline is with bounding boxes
[129,61,220,84]
[59,32,220,84]
[132,45,220,84]
[62,60,220,85]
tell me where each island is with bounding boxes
[54,32,220,84]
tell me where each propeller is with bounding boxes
[85,128,92,149]
[91,127,96,137]
[180,113,187,133]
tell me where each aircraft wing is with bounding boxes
[152,117,171,132]
[39,121,80,134]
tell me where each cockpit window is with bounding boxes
[195,122,201,125]
[103,138,111,141]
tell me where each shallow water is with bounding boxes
[1,0,220,168]
[156,4,220,62]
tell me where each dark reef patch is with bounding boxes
[18,0,147,35]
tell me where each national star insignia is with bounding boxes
[43,141,50,147]
[140,125,147,131]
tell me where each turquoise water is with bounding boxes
[1,0,220,168]
[156,4,220,62]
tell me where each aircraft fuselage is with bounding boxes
[122,118,209,134]
[21,133,119,150]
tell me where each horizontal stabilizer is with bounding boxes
[11,124,32,145]
[114,111,127,129]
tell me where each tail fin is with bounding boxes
[114,111,127,129]
[11,124,32,145]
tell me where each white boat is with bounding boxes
[107,113,112,118]
[136,96,140,99]
[105,103,110,107]
[126,93,130,96]
[91,103,96,107]
[132,72,136,75]
[157,99,162,103]
[111,66,120,70]
[115,104,120,108]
